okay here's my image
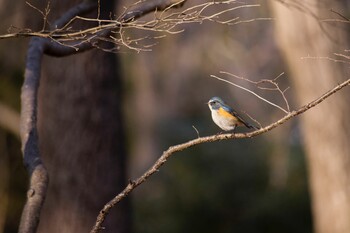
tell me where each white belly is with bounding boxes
[211,110,238,131]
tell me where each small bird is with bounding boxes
[207,96,258,131]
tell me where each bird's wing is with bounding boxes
[221,104,254,128]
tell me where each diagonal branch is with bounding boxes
[91,78,350,232]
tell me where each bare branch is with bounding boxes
[210,74,290,114]
[330,8,350,22]
[53,0,98,29]
[241,111,262,129]
[301,54,350,64]
[46,0,188,55]
[25,1,51,31]
[334,53,350,60]
[219,71,291,112]
[192,125,200,138]
[18,165,49,233]
[275,0,348,44]
[120,0,186,22]
[0,0,265,52]
[91,78,350,232]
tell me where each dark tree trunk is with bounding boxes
[23,1,130,232]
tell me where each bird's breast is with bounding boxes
[211,108,239,131]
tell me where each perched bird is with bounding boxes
[207,96,258,131]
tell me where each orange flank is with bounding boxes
[217,107,244,126]
[218,107,236,119]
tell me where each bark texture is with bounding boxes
[38,48,130,233]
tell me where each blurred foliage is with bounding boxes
[133,135,312,233]
[0,43,23,110]
[0,3,28,233]
[0,30,27,233]
[0,131,26,233]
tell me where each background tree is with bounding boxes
[271,1,350,233]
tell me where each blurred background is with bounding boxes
[0,0,349,233]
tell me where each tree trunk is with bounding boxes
[270,1,350,233]
[25,1,130,232]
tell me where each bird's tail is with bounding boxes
[244,122,260,130]
[235,112,260,130]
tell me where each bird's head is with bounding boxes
[208,96,225,111]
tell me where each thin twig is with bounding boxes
[210,74,289,114]
[1,0,263,53]
[219,71,291,112]
[192,125,200,138]
[330,8,350,21]
[241,111,262,129]
[301,55,350,64]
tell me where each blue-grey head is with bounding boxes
[208,96,225,111]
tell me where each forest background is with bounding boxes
[0,0,349,233]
